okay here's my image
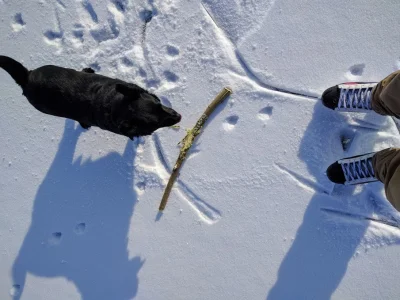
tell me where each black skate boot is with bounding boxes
[321,82,377,111]
[326,152,378,185]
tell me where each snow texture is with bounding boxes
[1,0,400,299]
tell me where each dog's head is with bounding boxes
[115,84,181,138]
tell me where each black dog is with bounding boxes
[0,56,181,139]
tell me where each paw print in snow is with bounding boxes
[11,13,25,32]
[43,0,126,49]
[80,0,120,43]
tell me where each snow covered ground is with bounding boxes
[1,0,400,299]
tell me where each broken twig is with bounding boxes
[159,87,232,211]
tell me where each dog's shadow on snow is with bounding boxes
[11,119,144,300]
[268,102,399,299]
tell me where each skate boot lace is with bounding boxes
[337,83,376,111]
[339,153,376,185]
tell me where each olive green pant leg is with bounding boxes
[371,70,400,117]
[373,148,400,211]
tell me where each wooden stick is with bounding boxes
[159,87,232,211]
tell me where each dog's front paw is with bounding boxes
[82,68,95,74]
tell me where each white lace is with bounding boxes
[339,153,377,185]
[336,83,376,111]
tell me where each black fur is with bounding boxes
[0,56,181,139]
[0,56,29,87]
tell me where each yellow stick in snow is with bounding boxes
[159,87,232,211]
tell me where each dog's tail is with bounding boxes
[0,55,29,88]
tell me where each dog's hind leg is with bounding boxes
[82,68,95,73]
[79,122,91,129]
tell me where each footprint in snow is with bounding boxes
[48,232,62,245]
[223,115,239,131]
[346,63,365,80]
[10,284,21,297]
[74,223,86,235]
[166,45,180,59]
[12,13,25,32]
[257,106,273,122]
[163,70,179,82]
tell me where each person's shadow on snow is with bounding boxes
[267,102,391,299]
[11,119,144,300]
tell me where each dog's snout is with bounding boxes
[161,106,181,126]
[173,111,181,121]
[164,106,181,119]
[167,111,181,123]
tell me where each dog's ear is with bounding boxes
[116,84,141,98]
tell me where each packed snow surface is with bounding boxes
[1,0,400,299]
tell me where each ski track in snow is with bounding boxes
[321,205,400,251]
[152,134,221,224]
[55,0,67,9]
[275,163,331,195]
[321,207,400,230]
[200,2,319,101]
